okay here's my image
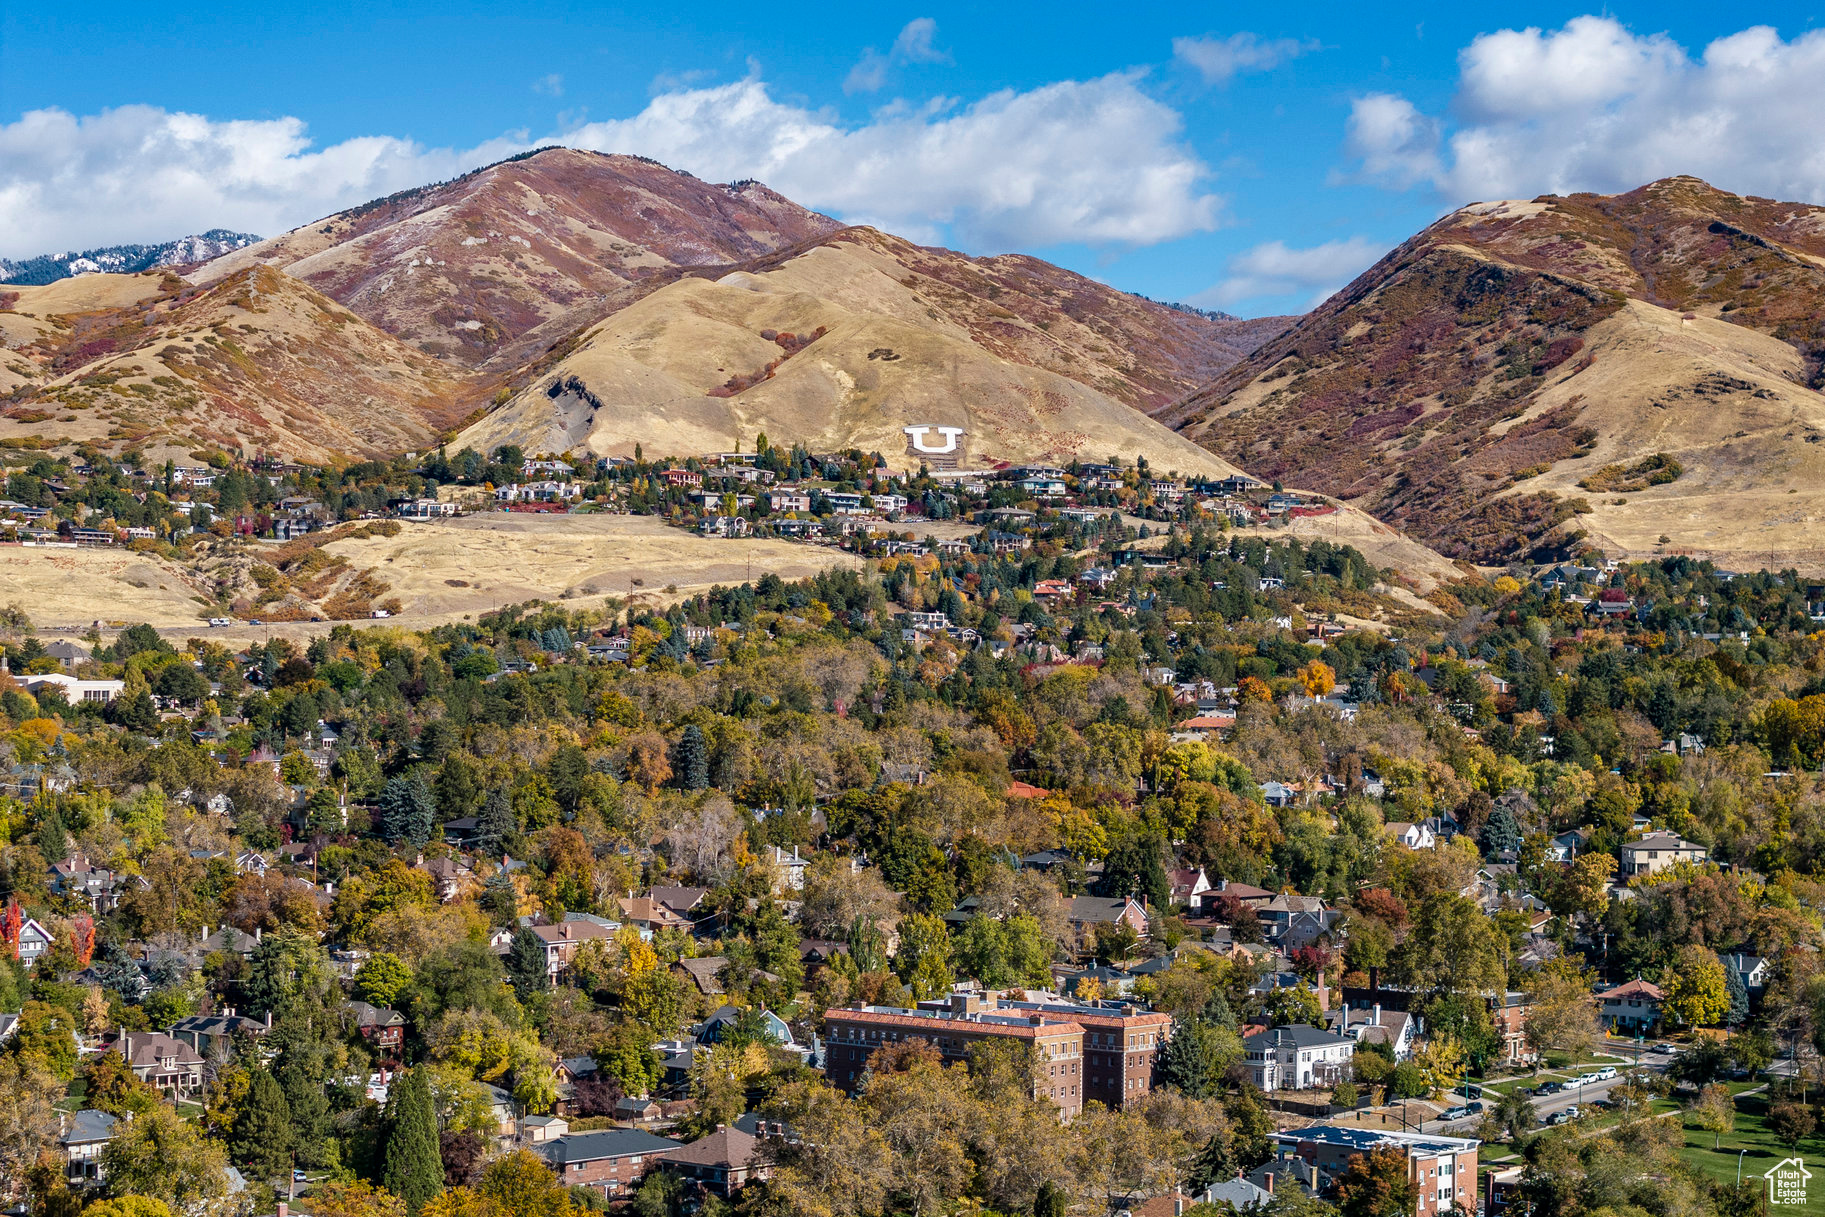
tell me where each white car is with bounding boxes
[207,617,232,627]
[370,608,392,618]
[1594,1066,1617,1081]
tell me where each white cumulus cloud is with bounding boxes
[1344,16,1825,203]
[1192,236,1386,311]
[845,17,951,94]
[0,72,1218,259]
[0,105,520,258]
[563,74,1221,248]
[1173,32,1317,84]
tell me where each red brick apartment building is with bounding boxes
[992,998,1171,1109]
[825,994,1087,1115]
[1272,1126,1479,1216]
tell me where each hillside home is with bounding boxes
[1619,831,1707,876]
[1258,893,1337,950]
[1598,978,1665,1032]
[1242,1025,1355,1091]
[348,1001,407,1060]
[1723,952,1769,994]
[526,919,617,978]
[1067,896,1150,954]
[111,1031,206,1095]
[1384,821,1436,851]
[16,917,55,968]
[168,1010,270,1061]
[60,1110,119,1185]
[663,1125,772,1197]
[1546,830,1588,862]
[537,1127,683,1198]
[1327,1004,1415,1060]
[1169,867,1212,912]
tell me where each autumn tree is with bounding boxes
[1524,958,1599,1067]
[101,1105,234,1216]
[1336,1145,1418,1217]
[1768,1100,1816,1149]
[1661,945,1729,1028]
[1689,1083,1736,1148]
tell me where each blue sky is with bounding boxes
[4,1,1824,316]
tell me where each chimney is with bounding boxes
[255,927,262,942]
[1265,1173,1275,1195]
[278,1203,288,1217]
[1340,1006,1348,1032]
[1372,1003,1381,1027]
[265,1009,273,1029]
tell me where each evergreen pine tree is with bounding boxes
[35,812,69,864]
[506,926,550,998]
[1157,1018,1215,1099]
[230,1067,294,1182]
[673,724,709,790]
[476,788,516,854]
[382,1067,444,1214]
[379,772,437,847]
[1481,804,1523,858]
[1033,1181,1068,1217]
[1724,963,1749,1027]
[483,868,518,927]
[111,685,158,733]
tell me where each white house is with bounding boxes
[1384,821,1436,851]
[1242,1024,1355,1091]
[17,917,55,968]
[1328,1004,1417,1061]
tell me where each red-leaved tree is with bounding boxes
[69,914,95,967]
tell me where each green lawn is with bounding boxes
[1677,1091,1825,1216]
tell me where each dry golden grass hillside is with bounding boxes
[1171,178,1825,567]
[457,231,1246,477]
[1,266,469,461]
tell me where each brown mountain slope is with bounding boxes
[1,266,466,461]
[192,147,846,369]
[1169,178,1825,564]
[457,227,1257,476]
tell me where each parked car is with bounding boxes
[1440,1105,1472,1121]
[1536,1082,1561,1095]
[1466,1100,1485,1114]
[1547,1110,1573,1126]
[1594,1066,1617,1081]
[208,617,232,627]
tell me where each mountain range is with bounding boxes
[6,153,1825,570]
[1168,177,1825,566]
[0,230,262,285]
